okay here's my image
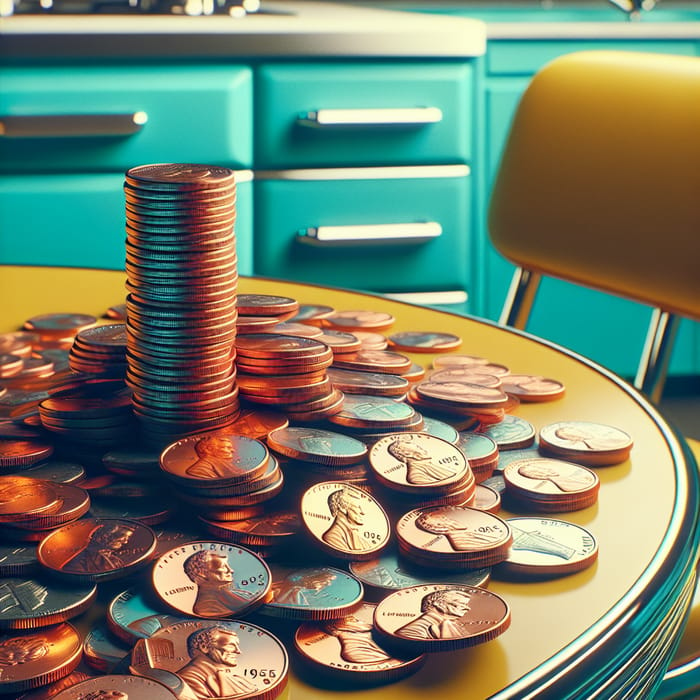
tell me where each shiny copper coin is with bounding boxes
[263,321,324,339]
[23,313,97,338]
[0,353,23,377]
[237,371,327,392]
[125,162,236,190]
[129,618,288,699]
[177,455,281,498]
[37,517,157,582]
[324,310,395,332]
[0,578,96,630]
[283,389,346,423]
[499,517,599,578]
[53,674,178,699]
[499,373,566,402]
[327,394,417,430]
[396,505,512,567]
[479,415,537,450]
[0,475,59,522]
[473,484,502,513]
[369,432,470,494]
[327,367,409,397]
[316,329,362,353]
[387,330,462,353]
[237,294,300,317]
[428,366,502,388]
[160,432,269,488]
[301,481,391,561]
[0,624,83,694]
[538,420,633,466]
[415,381,509,408]
[290,303,336,324]
[9,482,90,530]
[199,508,302,547]
[432,355,510,374]
[267,425,367,467]
[295,601,426,685]
[0,437,54,468]
[349,550,490,601]
[151,541,272,619]
[503,457,600,512]
[219,408,289,440]
[373,584,511,652]
[237,315,285,333]
[16,670,94,699]
[350,330,388,350]
[332,349,412,375]
[235,333,329,360]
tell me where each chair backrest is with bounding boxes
[488,50,700,322]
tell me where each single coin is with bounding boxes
[373,583,511,652]
[369,433,470,493]
[0,543,40,576]
[538,420,633,466]
[23,313,97,337]
[125,162,236,188]
[387,330,462,353]
[9,482,90,531]
[82,624,131,673]
[324,310,395,331]
[499,517,599,577]
[349,550,490,601]
[0,577,97,630]
[108,586,190,645]
[151,541,272,618]
[53,674,178,699]
[159,432,269,488]
[479,415,536,450]
[129,618,288,699]
[266,426,367,467]
[266,321,325,339]
[0,475,59,522]
[37,517,157,583]
[0,437,54,468]
[503,457,600,512]
[235,333,328,360]
[260,563,364,621]
[301,481,391,561]
[415,381,509,408]
[316,329,362,353]
[332,349,412,375]
[294,601,426,686]
[327,394,417,430]
[499,374,565,402]
[428,366,502,388]
[327,367,409,397]
[289,303,336,324]
[473,484,502,513]
[237,294,300,317]
[0,623,83,694]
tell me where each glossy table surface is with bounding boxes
[2,265,698,699]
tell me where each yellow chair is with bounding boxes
[487,50,700,698]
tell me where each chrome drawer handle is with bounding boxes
[297,107,443,128]
[0,112,148,138]
[297,222,442,246]
[385,290,468,306]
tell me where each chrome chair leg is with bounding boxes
[498,267,542,330]
[635,309,681,405]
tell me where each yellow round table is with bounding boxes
[2,265,698,699]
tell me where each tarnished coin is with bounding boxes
[479,415,536,450]
[130,618,288,699]
[159,432,269,488]
[0,543,40,576]
[327,367,409,397]
[37,517,157,582]
[300,481,391,561]
[0,475,60,522]
[82,625,131,673]
[503,457,600,512]
[151,541,271,619]
[499,374,565,402]
[324,310,395,332]
[373,584,511,652]
[387,330,462,353]
[294,602,426,685]
[267,426,367,467]
[538,420,633,466]
[290,303,335,324]
[108,587,190,645]
[396,505,512,568]
[420,416,460,444]
[0,623,83,694]
[498,517,599,578]
[369,433,470,493]
[0,577,97,630]
[327,394,417,430]
[349,550,490,601]
[53,674,178,699]
[260,563,364,621]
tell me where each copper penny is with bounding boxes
[428,366,502,388]
[327,367,409,397]
[151,541,272,618]
[387,330,462,353]
[266,426,367,467]
[324,310,395,332]
[37,517,157,582]
[301,481,391,561]
[52,674,179,699]
[332,349,412,375]
[294,601,426,685]
[499,373,566,402]
[415,381,509,408]
[129,618,288,699]
[373,583,511,652]
[0,438,54,468]
[237,294,299,317]
[369,433,470,494]
[220,408,289,440]
[0,475,60,522]
[538,420,633,466]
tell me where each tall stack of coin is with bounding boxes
[123,164,240,448]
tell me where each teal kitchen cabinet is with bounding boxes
[0,64,254,274]
[253,61,478,313]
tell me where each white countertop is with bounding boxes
[0,1,487,58]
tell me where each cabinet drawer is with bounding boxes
[0,173,254,274]
[487,40,698,75]
[0,65,253,172]
[255,62,473,168]
[253,166,471,293]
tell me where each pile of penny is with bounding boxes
[123,163,240,448]
[236,293,300,333]
[68,323,128,378]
